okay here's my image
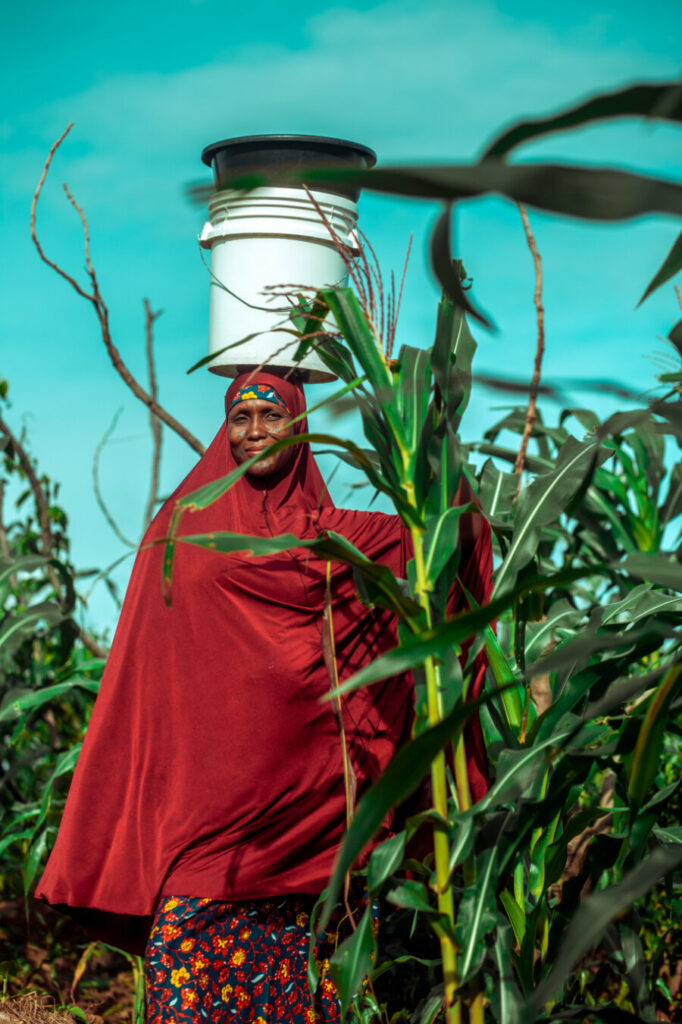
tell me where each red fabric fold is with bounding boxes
[36,373,491,953]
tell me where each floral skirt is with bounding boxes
[144,893,352,1023]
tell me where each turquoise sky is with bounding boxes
[1,0,680,633]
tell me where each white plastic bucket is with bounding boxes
[199,186,359,382]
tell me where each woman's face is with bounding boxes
[227,398,296,477]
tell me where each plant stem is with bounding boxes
[410,525,461,1024]
[453,736,485,1024]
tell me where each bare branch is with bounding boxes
[74,624,108,659]
[30,124,94,302]
[92,409,137,548]
[0,410,109,655]
[514,203,546,496]
[0,481,19,593]
[143,299,163,531]
[0,410,54,560]
[676,283,682,312]
[31,127,206,457]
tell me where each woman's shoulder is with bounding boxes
[314,506,405,546]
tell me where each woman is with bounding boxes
[37,371,491,1023]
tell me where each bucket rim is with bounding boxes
[200,134,377,169]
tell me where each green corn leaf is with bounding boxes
[367,832,406,893]
[481,80,682,160]
[319,690,498,929]
[525,843,682,1017]
[628,661,682,811]
[481,732,570,809]
[431,293,479,431]
[528,809,561,900]
[0,602,65,657]
[396,345,431,456]
[492,920,524,1024]
[328,564,606,698]
[494,437,603,597]
[185,333,263,374]
[179,529,421,623]
[473,442,552,474]
[447,814,474,877]
[0,554,47,585]
[262,160,682,224]
[320,288,390,389]
[484,625,524,731]
[599,585,682,627]
[499,889,526,947]
[423,506,466,588]
[23,828,50,897]
[661,463,682,525]
[417,992,445,1024]
[524,599,585,663]
[291,294,332,354]
[0,829,35,859]
[31,744,83,838]
[430,205,494,330]
[478,460,518,524]
[637,230,682,306]
[173,429,419,528]
[0,676,100,723]
[384,880,432,911]
[653,825,682,844]
[176,432,383,511]
[618,916,655,1019]
[669,318,682,357]
[622,552,682,591]
[458,845,498,980]
[370,953,440,983]
[525,620,674,682]
[287,375,366,430]
[329,906,376,1019]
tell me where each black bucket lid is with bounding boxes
[201,134,376,201]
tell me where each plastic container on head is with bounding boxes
[199,135,376,383]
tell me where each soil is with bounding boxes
[0,900,137,1024]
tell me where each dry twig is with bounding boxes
[514,203,546,497]
[0,412,107,658]
[92,409,136,548]
[0,481,19,592]
[31,126,205,456]
[0,411,54,564]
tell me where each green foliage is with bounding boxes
[0,408,103,909]
[3,74,682,1023]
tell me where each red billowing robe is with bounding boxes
[36,373,491,953]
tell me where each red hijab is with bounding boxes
[36,372,491,953]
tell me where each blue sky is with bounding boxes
[1,0,680,634]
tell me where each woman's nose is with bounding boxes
[247,416,267,438]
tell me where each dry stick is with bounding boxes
[514,203,546,498]
[0,411,54,567]
[92,410,137,548]
[0,481,19,593]
[0,411,107,659]
[143,299,163,531]
[31,127,205,457]
[322,563,358,931]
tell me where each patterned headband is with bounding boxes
[229,382,291,415]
